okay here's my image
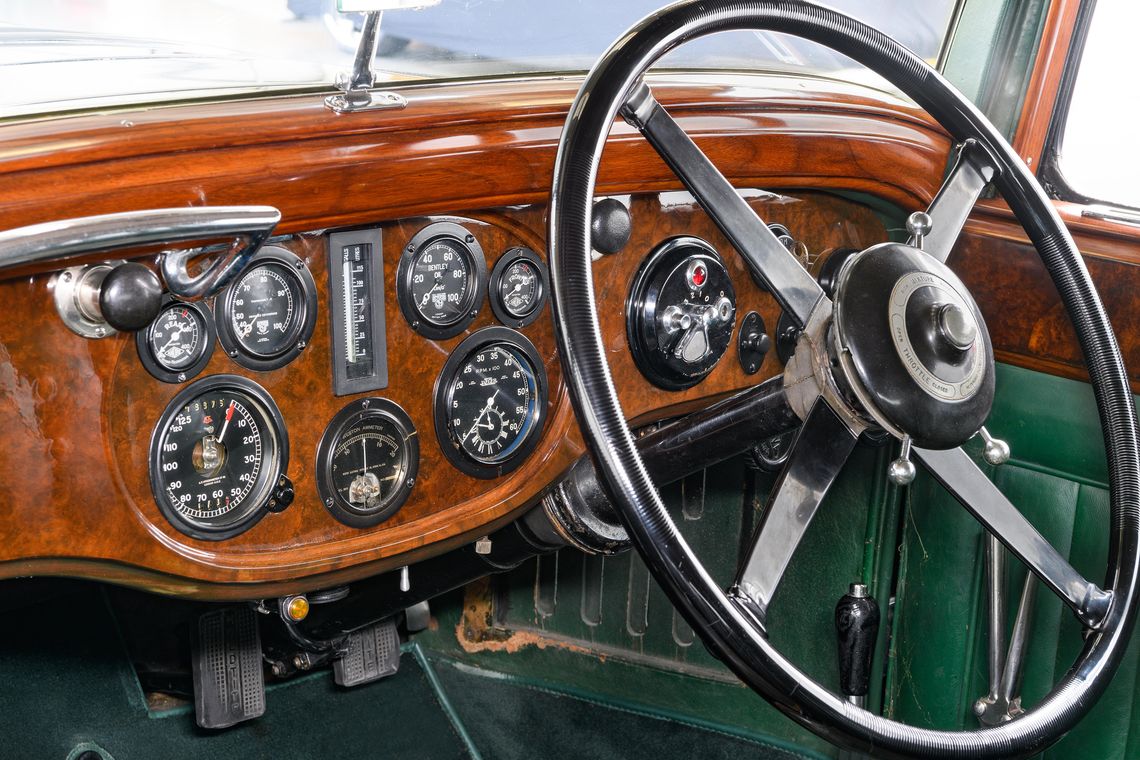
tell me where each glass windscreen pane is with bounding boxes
[0,0,957,117]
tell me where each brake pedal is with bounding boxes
[333,618,400,688]
[192,606,266,729]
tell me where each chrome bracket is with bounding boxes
[50,260,125,338]
[324,11,409,114]
[0,206,281,300]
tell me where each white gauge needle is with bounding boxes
[419,282,443,308]
[362,437,368,476]
[464,395,498,440]
[217,401,235,442]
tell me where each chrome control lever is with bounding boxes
[978,426,1011,466]
[888,435,916,486]
[906,211,933,249]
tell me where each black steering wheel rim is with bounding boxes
[548,1,1140,757]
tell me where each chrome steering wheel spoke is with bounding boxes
[915,445,1112,629]
[621,81,825,329]
[730,395,861,624]
[920,139,998,263]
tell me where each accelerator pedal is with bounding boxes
[192,606,266,729]
[334,618,400,688]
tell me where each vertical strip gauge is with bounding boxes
[328,227,389,396]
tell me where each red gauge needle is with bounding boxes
[217,401,235,442]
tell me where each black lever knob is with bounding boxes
[99,262,163,331]
[591,198,631,255]
[835,582,880,702]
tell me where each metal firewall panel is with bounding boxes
[493,443,896,710]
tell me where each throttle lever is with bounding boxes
[835,582,880,708]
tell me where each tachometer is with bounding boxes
[434,327,547,478]
[397,222,486,339]
[137,297,215,383]
[149,375,290,540]
[316,398,418,528]
[216,246,317,371]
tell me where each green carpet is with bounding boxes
[0,587,470,760]
[425,655,818,760]
[0,582,817,759]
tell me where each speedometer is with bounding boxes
[434,327,548,478]
[397,222,487,339]
[149,375,290,540]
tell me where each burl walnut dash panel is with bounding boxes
[0,192,886,598]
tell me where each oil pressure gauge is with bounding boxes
[137,297,215,383]
[489,247,548,328]
[397,222,487,340]
[316,398,418,528]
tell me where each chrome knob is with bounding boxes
[907,211,933,249]
[888,436,917,486]
[979,427,1010,466]
[936,302,977,350]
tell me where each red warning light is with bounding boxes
[691,264,707,287]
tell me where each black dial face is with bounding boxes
[229,263,303,357]
[446,343,538,464]
[330,416,408,513]
[149,377,286,539]
[148,304,206,371]
[317,399,419,528]
[499,259,540,318]
[409,237,474,326]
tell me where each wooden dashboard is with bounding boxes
[15,72,1101,601]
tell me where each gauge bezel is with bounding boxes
[489,247,548,329]
[397,221,487,340]
[315,397,419,529]
[215,246,318,372]
[148,374,289,541]
[136,296,216,383]
[433,326,548,479]
[626,236,736,391]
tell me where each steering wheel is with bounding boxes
[548,1,1140,757]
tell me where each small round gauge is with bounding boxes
[216,246,317,371]
[316,398,419,528]
[434,327,548,479]
[137,297,215,383]
[149,375,289,540]
[489,247,548,328]
[398,222,487,340]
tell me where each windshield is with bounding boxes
[0,0,958,117]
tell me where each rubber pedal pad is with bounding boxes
[191,606,266,729]
[333,617,401,688]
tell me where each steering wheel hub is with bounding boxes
[833,242,995,449]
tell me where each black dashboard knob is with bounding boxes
[591,198,631,255]
[99,262,163,332]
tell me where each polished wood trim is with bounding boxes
[0,180,888,596]
[953,219,1140,393]
[0,75,947,254]
[1009,0,1081,171]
